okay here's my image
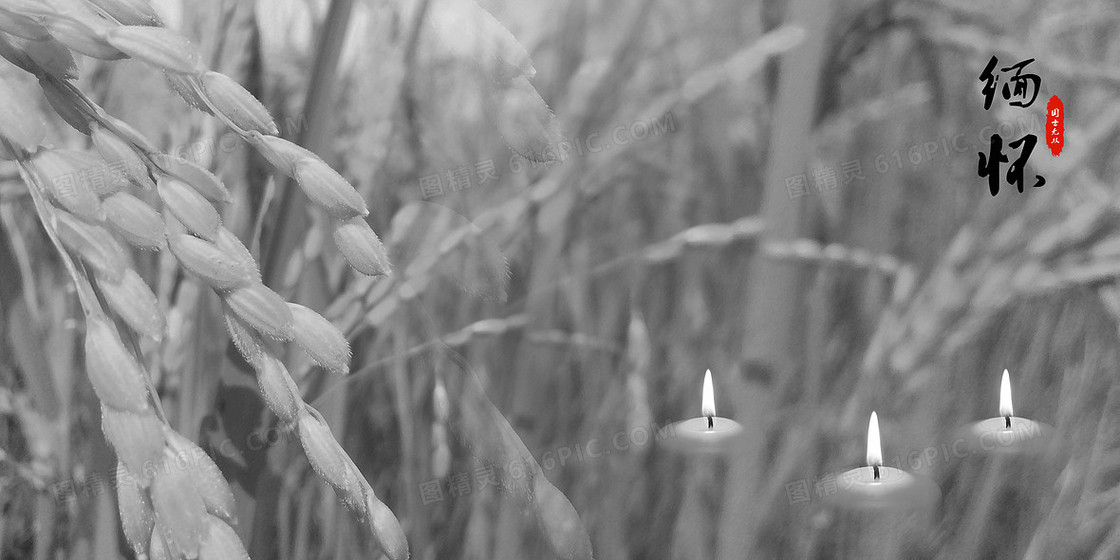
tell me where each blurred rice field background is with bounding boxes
[2,0,1119,558]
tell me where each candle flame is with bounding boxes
[1000,369,1014,418]
[866,411,882,467]
[701,369,715,418]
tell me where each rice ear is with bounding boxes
[149,524,173,560]
[168,234,256,290]
[43,15,126,60]
[332,217,392,277]
[155,155,230,202]
[254,353,302,425]
[364,490,410,560]
[200,71,278,135]
[33,151,109,221]
[84,317,150,412]
[165,432,237,524]
[117,464,155,555]
[92,123,155,189]
[0,8,50,41]
[101,406,165,484]
[297,410,363,505]
[288,303,351,375]
[292,157,369,219]
[222,282,295,341]
[150,457,208,558]
[198,516,249,560]
[223,309,266,368]
[53,212,127,280]
[101,191,165,250]
[247,133,314,177]
[86,0,163,26]
[213,227,260,282]
[165,71,214,115]
[158,177,221,241]
[106,26,204,74]
[24,36,78,79]
[97,267,166,340]
[39,75,92,134]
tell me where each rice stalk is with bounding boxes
[3,138,243,559]
[0,2,406,556]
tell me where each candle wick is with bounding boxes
[872,465,880,480]
[1005,415,1012,429]
[707,415,714,430]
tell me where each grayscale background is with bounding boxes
[0,0,1112,559]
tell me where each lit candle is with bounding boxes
[830,412,941,510]
[959,369,1054,455]
[658,369,745,454]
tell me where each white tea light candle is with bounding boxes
[959,369,1054,455]
[830,412,941,511]
[658,369,744,455]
